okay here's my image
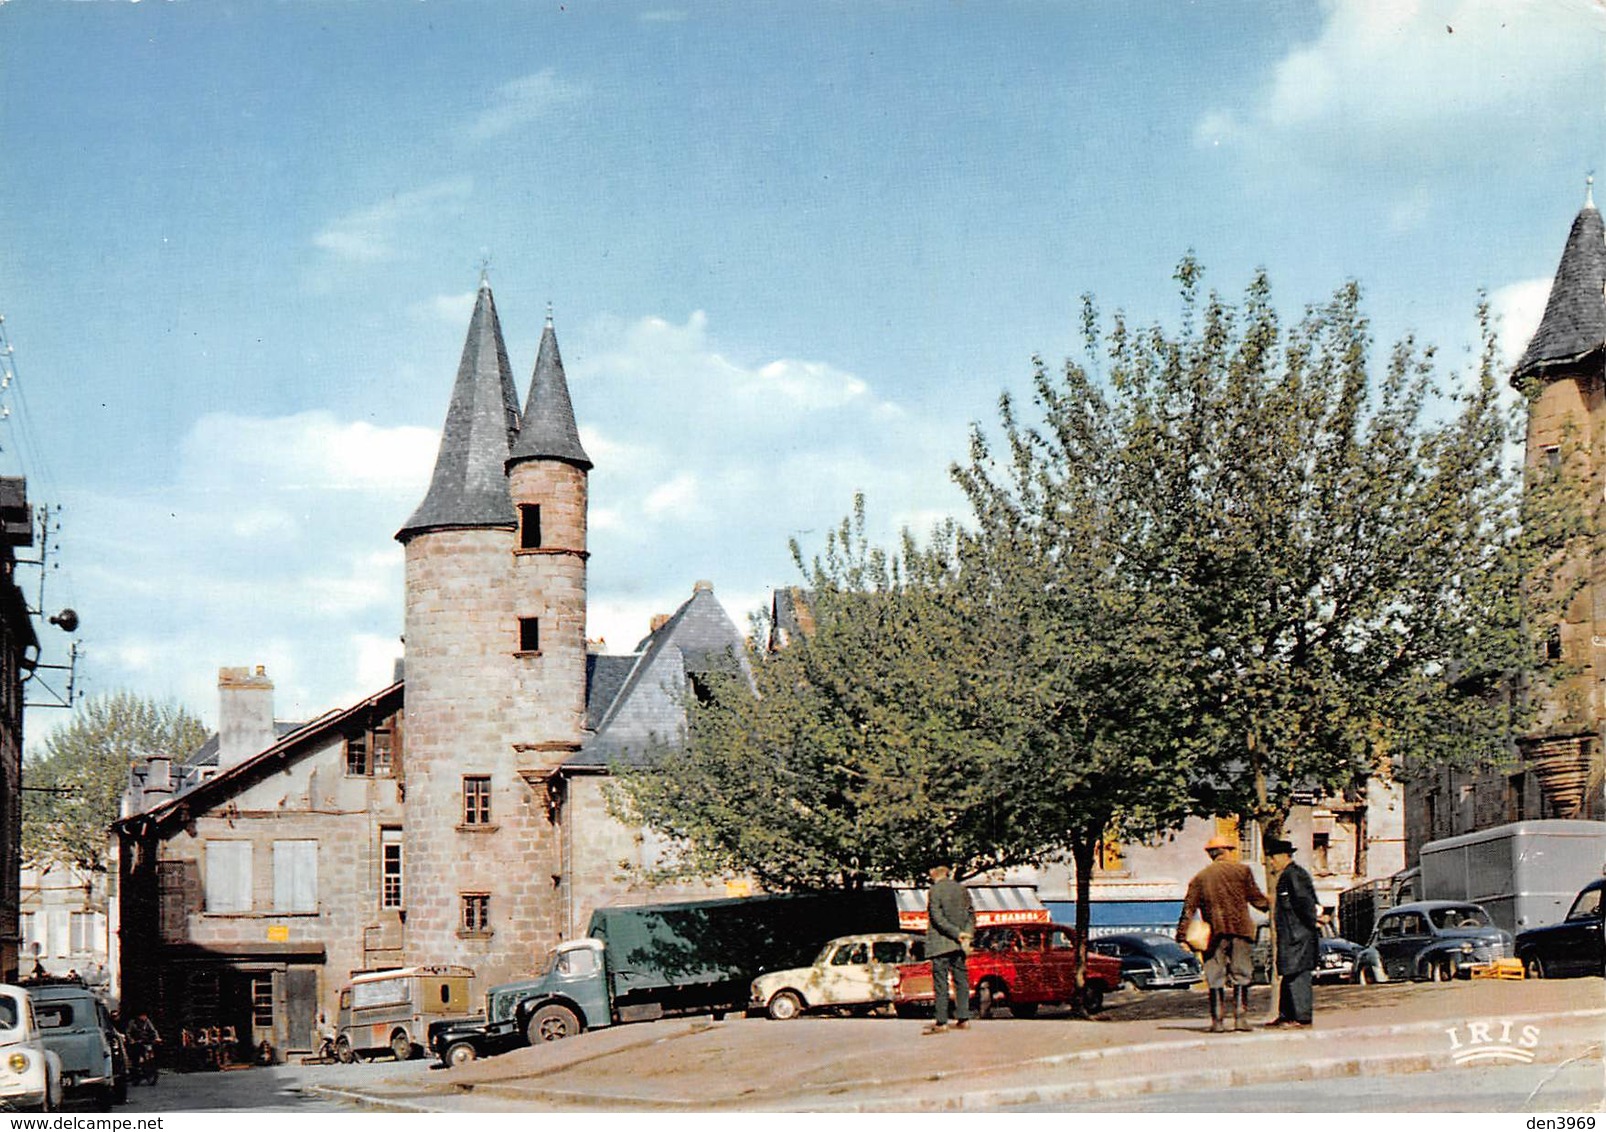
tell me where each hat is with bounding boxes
[1203,833,1236,852]
[1264,838,1297,857]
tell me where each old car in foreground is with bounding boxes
[0,985,62,1112]
[26,980,125,1107]
[895,923,1124,1016]
[1514,878,1604,979]
[750,933,924,1020]
[1088,933,1201,990]
[1353,901,1512,983]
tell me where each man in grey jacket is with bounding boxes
[923,864,976,1034]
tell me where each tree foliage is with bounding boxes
[612,258,1541,914]
[22,692,208,870]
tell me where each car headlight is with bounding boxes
[1459,942,1474,952]
[7,1052,27,1073]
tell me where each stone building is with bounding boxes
[115,285,743,1054]
[1404,182,1606,861]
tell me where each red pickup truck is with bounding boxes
[895,922,1124,1016]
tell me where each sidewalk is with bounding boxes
[312,978,1606,1112]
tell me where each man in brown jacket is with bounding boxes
[1177,832,1269,1032]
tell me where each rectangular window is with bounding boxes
[461,893,490,933]
[372,727,394,777]
[69,912,97,954]
[346,733,368,776]
[381,828,404,910]
[272,840,318,913]
[252,976,274,1029]
[518,617,540,653]
[19,912,35,951]
[463,776,492,825]
[519,504,542,550]
[1544,444,1562,468]
[205,841,253,913]
[1545,625,1563,662]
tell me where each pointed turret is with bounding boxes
[509,306,591,470]
[1514,180,1606,385]
[397,278,523,540]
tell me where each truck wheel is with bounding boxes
[526,1003,580,1043]
[976,981,1003,1019]
[390,1031,415,1061]
[335,1036,355,1064]
[766,990,804,1021]
[445,1042,478,1068]
[1081,984,1105,1014]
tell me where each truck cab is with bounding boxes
[430,939,610,1067]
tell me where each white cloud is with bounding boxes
[1489,275,1553,365]
[1198,0,1606,170]
[469,70,587,142]
[643,472,702,519]
[409,291,478,327]
[312,179,473,264]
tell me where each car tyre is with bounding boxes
[976,980,1004,1020]
[1523,954,1546,980]
[445,1041,478,1068]
[1428,959,1453,983]
[526,1003,581,1044]
[766,990,804,1021]
[390,1032,415,1061]
[334,1035,355,1064]
[1081,984,1105,1014]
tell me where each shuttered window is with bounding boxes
[205,841,253,913]
[273,840,318,913]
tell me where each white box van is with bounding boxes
[335,966,473,1063]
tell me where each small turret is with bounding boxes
[1513,177,1606,386]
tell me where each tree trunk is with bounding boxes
[1071,830,1098,1018]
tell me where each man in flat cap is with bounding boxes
[1178,832,1269,1032]
[1265,837,1322,1028]
[922,863,975,1034]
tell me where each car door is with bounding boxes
[1393,913,1431,979]
[818,940,873,1006]
[867,939,909,1003]
[1374,913,1410,980]
[1557,886,1604,977]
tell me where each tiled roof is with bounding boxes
[509,318,591,470]
[397,280,522,540]
[1514,201,1606,383]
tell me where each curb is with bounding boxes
[312,1007,1606,1112]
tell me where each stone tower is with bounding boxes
[396,278,588,987]
[1512,179,1606,819]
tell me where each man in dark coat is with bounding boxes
[1266,837,1322,1028]
[922,864,976,1034]
[1177,833,1269,1032]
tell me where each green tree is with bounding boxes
[22,692,207,871]
[610,499,1043,889]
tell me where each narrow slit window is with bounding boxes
[519,617,540,653]
[519,504,542,550]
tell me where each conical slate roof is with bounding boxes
[509,312,591,470]
[1514,191,1606,384]
[397,279,522,541]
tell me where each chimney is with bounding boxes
[217,665,276,771]
[136,756,173,814]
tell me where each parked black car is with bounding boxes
[1249,923,1358,984]
[1088,933,1201,989]
[1353,901,1512,983]
[1514,878,1604,980]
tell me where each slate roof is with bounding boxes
[567,582,749,769]
[1514,195,1606,384]
[397,279,522,540]
[509,316,591,470]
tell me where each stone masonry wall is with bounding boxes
[402,527,561,990]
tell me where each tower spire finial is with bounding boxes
[1587,173,1595,210]
[545,301,554,329]
[478,254,493,291]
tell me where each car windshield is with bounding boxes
[1430,907,1490,930]
[0,997,16,1030]
[1143,938,1192,962]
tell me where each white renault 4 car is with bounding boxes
[750,933,924,1020]
[0,985,63,1112]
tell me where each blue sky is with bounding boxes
[1,0,1603,737]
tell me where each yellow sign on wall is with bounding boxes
[724,879,752,898]
[266,924,290,943]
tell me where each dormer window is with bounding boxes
[519,504,542,550]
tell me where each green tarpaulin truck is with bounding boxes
[428,888,901,1066]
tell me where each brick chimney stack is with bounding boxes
[217,665,275,770]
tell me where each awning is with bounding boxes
[896,885,1049,931]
